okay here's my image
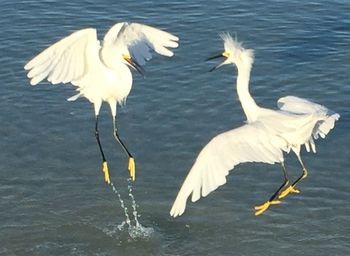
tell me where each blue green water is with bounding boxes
[1,0,349,255]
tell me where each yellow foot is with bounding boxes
[128,157,136,181]
[278,185,300,199]
[102,161,110,184]
[254,200,281,216]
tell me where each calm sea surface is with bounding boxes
[1,0,349,255]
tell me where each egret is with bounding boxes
[170,34,339,217]
[24,22,179,183]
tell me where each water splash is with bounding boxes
[109,181,154,240]
[127,223,154,240]
[104,221,154,241]
[127,178,140,227]
[110,182,131,228]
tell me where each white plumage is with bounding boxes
[171,123,287,217]
[25,22,179,113]
[24,22,179,183]
[170,34,339,217]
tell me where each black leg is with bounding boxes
[112,116,133,158]
[267,162,291,201]
[291,154,308,188]
[95,115,107,162]
[291,169,308,187]
[95,115,110,184]
[255,162,292,216]
[269,165,290,201]
[112,116,136,181]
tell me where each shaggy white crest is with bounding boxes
[220,32,242,52]
[170,34,339,218]
[220,33,254,66]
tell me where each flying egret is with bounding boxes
[24,22,179,183]
[170,33,339,217]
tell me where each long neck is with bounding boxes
[236,62,259,122]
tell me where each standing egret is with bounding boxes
[24,22,179,183]
[170,34,339,217]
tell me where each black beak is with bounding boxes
[206,53,226,72]
[125,57,146,77]
[206,53,224,61]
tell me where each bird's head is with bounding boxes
[122,53,145,76]
[207,33,254,71]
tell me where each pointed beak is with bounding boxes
[124,56,146,77]
[206,53,225,61]
[206,52,228,72]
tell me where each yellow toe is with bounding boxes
[270,200,281,205]
[278,185,299,199]
[255,201,270,216]
[254,199,281,216]
[291,186,300,193]
[255,201,268,210]
[102,161,110,184]
[128,157,136,181]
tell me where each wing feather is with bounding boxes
[103,22,179,66]
[170,123,287,217]
[277,96,340,153]
[24,28,99,86]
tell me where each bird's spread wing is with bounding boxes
[24,28,99,86]
[170,122,288,217]
[277,96,340,152]
[278,96,336,116]
[103,22,179,65]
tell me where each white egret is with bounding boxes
[170,34,339,217]
[24,22,179,183]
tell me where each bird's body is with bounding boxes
[65,31,133,116]
[25,22,179,183]
[170,34,339,217]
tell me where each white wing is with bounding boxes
[278,96,340,152]
[24,28,99,86]
[170,122,288,217]
[103,22,179,65]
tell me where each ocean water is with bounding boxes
[1,0,349,255]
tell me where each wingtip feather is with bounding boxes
[24,63,31,71]
[170,195,186,218]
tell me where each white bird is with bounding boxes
[170,33,339,217]
[24,22,179,184]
